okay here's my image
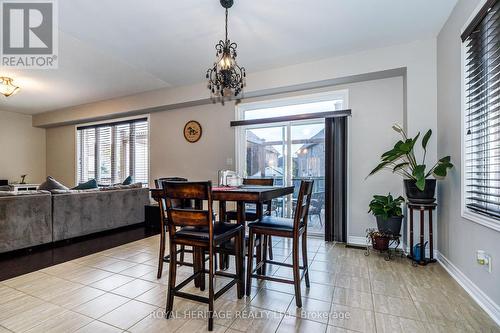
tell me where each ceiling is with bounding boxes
[0,0,457,115]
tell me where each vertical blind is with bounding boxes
[77,118,149,186]
[463,0,500,219]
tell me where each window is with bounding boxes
[462,0,500,223]
[77,118,149,186]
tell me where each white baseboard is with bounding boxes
[347,236,367,246]
[437,252,500,326]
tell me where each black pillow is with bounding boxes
[38,176,69,191]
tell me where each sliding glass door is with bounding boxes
[242,120,325,236]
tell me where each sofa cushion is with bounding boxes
[0,190,50,197]
[73,179,98,190]
[0,185,11,191]
[99,183,143,191]
[39,176,69,191]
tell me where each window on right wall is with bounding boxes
[462,0,500,228]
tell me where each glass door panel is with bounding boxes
[291,122,325,236]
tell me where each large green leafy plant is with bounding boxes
[367,124,453,191]
[368,194,405,220]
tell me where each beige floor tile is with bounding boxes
[457,302,500,332]
[75,320,123,333]
[229,306,283,333]
[0,285,25,305]
[99,299,157,329]
[125,252,156,263]
[326,325,358,333]
[406,284,451,304]
[176,318,227,333]
[119,263,156,278]
[135,284,167,307]
[371,279,410,299]
[0,326,10,333]
[24,310,92,333]
[0,294,44,321]
[0,301,64,332]
[372,294,419,320]
[263,281,334,303]
[336,263,369,278]
[90,274,135,291]
[287,296,331,324]
[250,288,294,313]
[332,287,373,311]
[111,278,157,298]
[334,274,371,293]
[50,286,105,308]
[2,271,49,289]
[329,304,375,333]
[64,266,114,284]
[100,260,138,273]
[277,315,328,332]
[73,293,129,318]
[414,300,462,326]
[308,271,336,286]
[374,312,427,333]
[128,308,189,333]
[309,260,339,274]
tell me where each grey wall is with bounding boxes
[437,0,500,307]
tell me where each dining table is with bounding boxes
[212,184,295,294]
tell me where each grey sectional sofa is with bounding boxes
[0,191,53,253]
[0,186,149,253]
[52,187,149,241]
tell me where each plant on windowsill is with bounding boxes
[366,229,392,251]
[367,124,454,203]
[368,193,405,236]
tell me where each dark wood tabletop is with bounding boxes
[212,185,294,202]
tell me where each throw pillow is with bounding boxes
[72,179,98,190]
[38,176,69,191]
[122,176,134,185]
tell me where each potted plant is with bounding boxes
[368,194,405,235]
[367,124,453,203]
[366,229,392,251]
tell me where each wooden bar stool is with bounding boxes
[246,180,313,307]
[152,181,244,331]
[224,178,275,265]
[154,177,192,278]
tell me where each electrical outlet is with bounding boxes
[476,250,492,273]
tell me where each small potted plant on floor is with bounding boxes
[367,124,453,203]
[366,229,392,251]
[368,193,405,235]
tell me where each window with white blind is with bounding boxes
[76,118,149,186]
[462,0,500,224]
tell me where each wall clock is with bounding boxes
[183,120,202,143]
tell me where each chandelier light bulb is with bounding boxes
[0,77,20,97]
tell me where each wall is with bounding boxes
[437,0,500,320]
[0,111,46,184]
[45,77,404,240]
[45,125,75,187]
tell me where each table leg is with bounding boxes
[255,203,264,275]
[429,208,434,261]
[419,208,425,265]
[237,201,246,295]
[219,200,227,223]
[409,207,414,259]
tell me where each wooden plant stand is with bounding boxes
[407,202,437,266]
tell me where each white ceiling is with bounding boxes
[0,0,457,115]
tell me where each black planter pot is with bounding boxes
[376,215,403,235]
[404,179,436,204]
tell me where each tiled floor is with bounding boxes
[0,235,498,333]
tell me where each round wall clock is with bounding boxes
[183,120,202,143]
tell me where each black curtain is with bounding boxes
[325,116,348,242]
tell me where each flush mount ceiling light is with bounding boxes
[0,77,20,97]
[206,0,246,99]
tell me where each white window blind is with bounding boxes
[463,0,500,220]
[77,118,149,186]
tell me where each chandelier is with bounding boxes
[0,77,20,97]
[206,0,246,98]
